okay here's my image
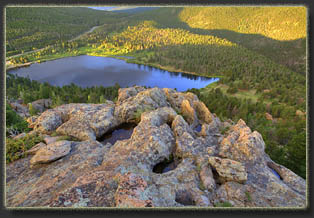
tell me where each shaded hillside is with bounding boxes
[108,6,159,14]
[131,7,306,74]
[178,7,307,74]
[6,7,127,56]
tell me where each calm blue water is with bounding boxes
[88,7,117,11]
[8,55,219,92]
[271,168,282,180]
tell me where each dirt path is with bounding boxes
[6,25,102,60]
[68,25,102,42]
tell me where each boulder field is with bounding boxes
[6,86,306,208]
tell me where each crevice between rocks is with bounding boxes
[267,162,283,180]
[175,189,196,206]
[152,153,182,174]
[211,167,222,187]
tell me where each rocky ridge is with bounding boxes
[6,86,306,208]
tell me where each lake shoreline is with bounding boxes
[8,55,219,91]
[6,53,223,80]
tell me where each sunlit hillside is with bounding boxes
[5,6,307,179]
[179,6,307,41]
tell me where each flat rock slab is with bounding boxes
[30,140,72,165]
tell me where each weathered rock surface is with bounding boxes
[114,87,170,123]
[6,140,107,207]
[6,87,306,208]
[114,172,153,207]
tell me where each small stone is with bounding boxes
[208,156,247,184]
[30,140,72,165]
[25,142,46,155]
[199,164,216,192]
[13,132,26,140]
[44,136,61,144]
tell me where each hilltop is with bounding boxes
[6,87,306,207]
[6,6,307,183]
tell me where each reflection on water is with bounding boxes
[99,123,136,145]
[153,157,181,174]
[195,124,202,132]
[8,55,219,92]
[271,168,282,180]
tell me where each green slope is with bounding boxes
[5,7,307,178]
[6,7,127,56]
[131,7,307,74]
[179,7,306,41]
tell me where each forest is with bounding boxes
[6,7,128,56]
[5,6,307,179]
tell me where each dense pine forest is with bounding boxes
[6,7,128,56]
[5,6,307,179]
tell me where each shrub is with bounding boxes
[220,125,230,135]
[245,191,252,202]
[6,134,43,163]
[133,106,154,122]
[199,180,206,191]
[227,86,238,94]
[28,103,40,116]
[56,135,80,142]
[214,201,233,207]
[6,103,29,136]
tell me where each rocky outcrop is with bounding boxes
[9,99,52,118]
[6,140,108,207]
[31,102,119,141]
[6,86,306,208]
[31,99,52,113]
[114,87,170,123]
[9,102,29,118]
